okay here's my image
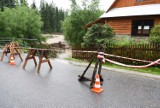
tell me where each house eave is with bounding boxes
[84,18,105,29]
[100,4,160,19]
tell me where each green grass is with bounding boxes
[65,58,160,75]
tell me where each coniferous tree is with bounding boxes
[55,7,59,32]
[20,0,27,6]
[40,0,66,33]
[49,2,55,32]
[0,0,16,11]
[31,0,36,9]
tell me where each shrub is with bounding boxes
[114,35,136,46]
[0,6,45,44]
[82,24,115,47]
[149,24,160,44]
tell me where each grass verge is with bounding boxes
[65,58,160,75]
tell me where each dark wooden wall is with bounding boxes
[155,17,160,25]
[105,18,132,35]
[105,16,160,35]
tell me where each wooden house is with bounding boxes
[85,0,160,37]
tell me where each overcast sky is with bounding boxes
[27,0,109,11]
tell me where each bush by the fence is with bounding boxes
[149,24,160,44]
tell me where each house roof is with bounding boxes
[100,3,160,18]
[83,0,116,28]
[104,0,117,12]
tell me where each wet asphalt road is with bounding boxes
[0,54,160,108]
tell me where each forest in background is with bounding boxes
[0,0,105,46]
[0,0,67,34]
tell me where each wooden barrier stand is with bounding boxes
[78,46,105,87]
[0,41,53,73]
[22,49,52,73]
[0,42,23,62]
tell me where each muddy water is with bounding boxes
[44,34,72,59]
[57,49,72,59]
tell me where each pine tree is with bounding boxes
[40,0,46,32]
[20,0,27,6]
[31,0,36,9]
[70,0,78,12]
[0,0,16,11]
[40,0,66,33]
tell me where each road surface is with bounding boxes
[0,54,160,108]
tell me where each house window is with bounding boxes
[131,19,154,36]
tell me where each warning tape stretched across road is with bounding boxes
[72,50,97,53]
[105,58,160,68]
[102,53,158,64]
[96,52,160,68]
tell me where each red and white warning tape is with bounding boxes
[102,52,160,68]
[97,54,105,63]
[72,50,97,53]
[105,58,160,68]
[103,53,157,64]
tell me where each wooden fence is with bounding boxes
[72,44,160,65]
